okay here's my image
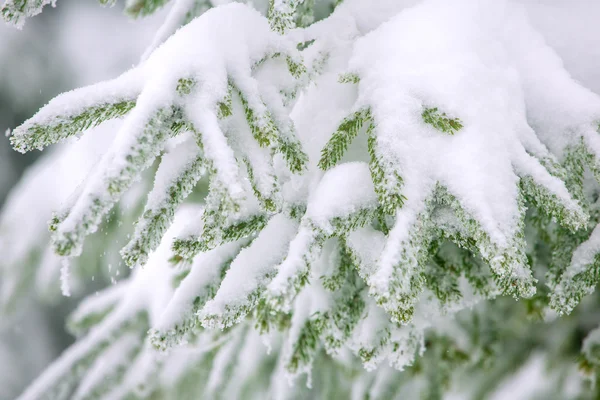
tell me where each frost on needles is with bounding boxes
[3,0,600,399]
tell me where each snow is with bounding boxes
[346,226,386,278]
[146,133,204,211]
[107,346,163,399]
[141,0,212,62]
[288,55,357,167]
[507,2,600,158]
[53,84,172,256]
[200,213,298,325]
[225,90,279,203]
[305,162,376,230]
[566,225,600,277]
[347,297,390,370]
[10,69,144,152]
[16,304,139,400]
[59,258,71,297]
[0,120,123,306]
[174,206,206,241]
[266,162,378,305]
[17,2,306,259]
[265,226,316,305]
[222,328,268,398]
[121,132,206,268]
[490,355,552,400]
[521,0,600,96]
[154,238,245,334]
[350,0,520,244]
[337,0,587,301]
[6,0,600,398]
[144,2,298,199]
[0,121,115,263]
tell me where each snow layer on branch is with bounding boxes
[550,223,600,314]
[506,2,600,158]
[10,70,143,153]
[140,210,197,325]
[20,2,306,259]
[569,226,600,277]
[141,0,228,61]
[297,0,424,47]
[521,0,600,95]
[267,162,378,309]
[289,56,357,166]
[141,2,296,92]
[306,162,377,232]
[347,226,386,278]
[152,238,245,343]
[349,0,583,247]
[347,297,390,370]
[222,83,279,205]
[121,133,205,267]
[53,85,174,257]
[142,2,299,195]
[146,134,202,211]
[201,213,298,326]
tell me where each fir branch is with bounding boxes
[318,108,370,171]
[285,312,327,375]
[367,123,407,215]
[150,253,239,351]
[52,106,176,257]
[11,100,136,153]
[121,140,206,268]
[520,175,588,233]
[268,0,306,33]
[421,107,463,135]
[1,0,55,28]
[338,73,360,84]
[124,0,172,18]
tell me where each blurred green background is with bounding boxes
[0,2,164,397]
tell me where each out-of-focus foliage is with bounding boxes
[0,1,164,398]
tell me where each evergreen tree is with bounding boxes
[2,0,600,398]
